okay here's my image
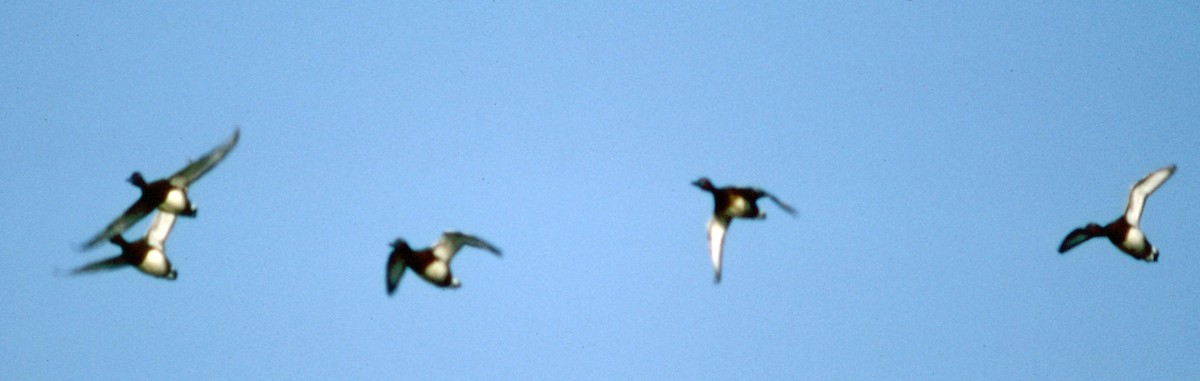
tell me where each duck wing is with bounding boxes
[72,254,128,275]
[1124,164,1175,226]
[168,129,240,188]
[143,211,178,248]
[385,249,407,295]
[80,199,155,250]
[1058,225,1104,253]
[707,215,731,283]
[433,231,502,263]
[765,193,797,216]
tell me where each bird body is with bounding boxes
[1058,164,1175,262]
[387,231,501,294]
[74,211,179,280]
[82,129,239,249]
[693,177,795,283]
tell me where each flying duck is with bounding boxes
[73,210,179,280]
[81,129,239,249]
[386,231,502,294]
[1058,164,1176,262]
[693,177,796,283]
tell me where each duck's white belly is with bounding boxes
[423,261,449,282]
[160,189,189,213]
[138,248,171,276]
[1122,228,1147,253]
[728,197,750,214]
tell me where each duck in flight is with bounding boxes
[1058,164,1176,262]
[73,210,180,280]
[386,231,502,294]
[81,129,239,250]
[693,177,796,283]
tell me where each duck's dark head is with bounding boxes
[165,269,177,280]
[127,172,148,188]
[390,239,413,253]
[108,234,129,248]
[692,177,715,191]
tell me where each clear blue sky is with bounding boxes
[2,2,1198,380]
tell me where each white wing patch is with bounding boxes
[144,212,178,248]
[434,231,501,262]
[432,240,459,262]
[1124,164,1175,226]
[707,216,729,282]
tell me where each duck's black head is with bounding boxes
[108,234,129,248]
[390,239,413,253]
[127,172,148,188]
[165,269,178,280]
[692,177,715,191]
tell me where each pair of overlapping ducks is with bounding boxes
[74,131,1179,291]
[76,130,240,279]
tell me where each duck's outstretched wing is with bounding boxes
[385,249,406,296]
[72,255,128,275]
[434,231,502,262]
[168,129,240,188]
[765,193,797,216]
[144,211,178,248]
[1124,164,1175,226]
[1058,225,1103,254]
[80,200,155,250]
[707,215,731,283]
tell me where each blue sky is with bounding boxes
[2,2,1198,379]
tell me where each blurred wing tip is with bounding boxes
[781,205,798,216]
[1057,228,1094,254]
[706,216,727,283]
[767,195,798,215]
[78,239,101,251]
